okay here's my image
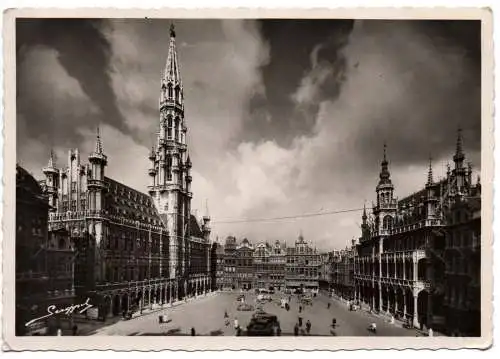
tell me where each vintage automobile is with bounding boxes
[301,295,313,305]
[246,313,279,336]
[257,294,272,302]
[237,303,254,311]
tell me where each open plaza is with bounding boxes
[90,290,421,336]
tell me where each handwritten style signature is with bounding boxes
[25,298,94,327]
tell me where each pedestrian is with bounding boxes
[428,328,434,337]
[327,302,331,309]
[294,323,299,336]
[298,316,303,327]
[72,324,78,336]
[306,320,311,335]
[56,328,62,336]
[234,317,239,331]
[191,327,196,336]
[224,310,229,318]
[299,305,302,313]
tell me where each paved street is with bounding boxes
[91,291,419,336]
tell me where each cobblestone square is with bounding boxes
[92,291,418,336]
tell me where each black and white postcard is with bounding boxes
[1,7,493,351]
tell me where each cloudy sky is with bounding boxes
[16,18,481,251]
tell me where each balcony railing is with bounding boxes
[87,179,109,189]
[391,218,443,235]
[16,271,50,281]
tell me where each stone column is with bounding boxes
[427,291,433,331]
[378,283,382,312]
[394,289,399,314]
[169,282,173,305]
[403,292,407,318]
[148,288,152,309]
[413,293,419,328]
[371,285,376,310]
[107,297,113,318]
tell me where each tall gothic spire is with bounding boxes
[163,23,182,87]
[378,142,392,186]
[427,155,434,186]
[453,127,465,165]
[362,202,367,222]
[48,149,56,168]
[94,126,103,154]
[89,126,107,164]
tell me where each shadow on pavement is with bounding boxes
[209,329,224,336]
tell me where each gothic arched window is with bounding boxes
[175,86,180,102]
[168,84,173,99]
[174,117,180,141]
[167,116,173,139]
[167,155,173,181]
[383,215,393,231]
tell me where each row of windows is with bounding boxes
[285,268,318,277]
[104,265,165,282]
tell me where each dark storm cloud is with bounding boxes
[16,19,134,147]
[242,20,354,147]
[350,20,481,169]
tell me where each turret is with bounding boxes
[202,199,211,242]
[453,128,466,191]
[425,156,438,220]
[148,146,157,187]
[42,149,59,211]
[374,143,397,234]
[87,127,107,212]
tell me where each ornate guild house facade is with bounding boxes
[354,132,481,335]
[39,25,213,320]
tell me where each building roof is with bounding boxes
[17,165,48,208]
[105,176,165,228]
[189,214,204,238]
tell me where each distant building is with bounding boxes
[211,241,225,291]
[253,240,286,291]
[354,131,481,334]
[16,165,75,335]
[329,246,355,300]
[318,252,331,290]
[236,238,255,290]
[443,185,481,336]
[222,236,237,290]
[285,233,321,292]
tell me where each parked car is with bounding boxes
[246,313,279,336]
[257,294,272,302]
[237,303,254,311]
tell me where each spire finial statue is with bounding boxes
[95,126,103,154]
[427,155,434,185]
[378,141,392,185]
[170,23,176,38]
[48,148,56,168]
[454,126,465,164]
[205,199,210,218]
